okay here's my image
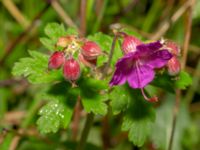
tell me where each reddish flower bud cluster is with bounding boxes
[48,35,102,84]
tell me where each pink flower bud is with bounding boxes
[63,57,80,81]
[167,56,181,76]
[165,41,180,56]
[78,53,96,68]
[122,35,142,54]
[81,41,102,60]
[48,51,65,70]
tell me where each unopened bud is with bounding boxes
[48,51,65,70]
[63,57,80,81]
[167,56,181,76]
[78,53,96,68]
[122,35,142,54]
[81,41,102,60]
[165,41,180,56]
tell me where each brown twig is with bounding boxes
[101,115,111,150]
[151,0,193,40]
[71,96,82,140]
[2,0,30,28]
[79,0,87,37]
[168,0,195,150]
[0,79,25,87]
[0,4,50,66]
[51,0,77,28]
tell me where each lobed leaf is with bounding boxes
[109,85,131,115]
[79,78,108,115]
[175,71,192,89]
[110,86,155,147]
[37,100,71,134]
[12,51,62,84]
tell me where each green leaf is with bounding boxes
[44,23,67,40]
[121,89,155,147]
[39,37,55,51]
[175,71,192,89]
[12,51,62,84]
[151,72,175,93]
[109,85,130,115]
[79,78,108,115]
[152,71,192,92]
[36,82,79,134]
[37,100,71,134]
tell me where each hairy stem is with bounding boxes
[76,113,94,150]
[102,34,118,77]
[71,96,82,140]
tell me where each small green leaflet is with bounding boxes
[37,100,71,134]
[109,85,130,115]
[151,71,192,93]
[12,50,62,84]
[78,78,108,115]
[175,71,192,89]
[110,85,155,147]
[36,82,79,134]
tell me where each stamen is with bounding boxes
[135,61,158,102]
[140,88,158,102]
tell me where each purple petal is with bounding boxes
[127,64,155,88]
[136,41,162,55]
[115,52,134,68]
[146,49,172,69]
[110,53,134,86]
[109,68,126,86]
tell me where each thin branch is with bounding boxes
[102,34,118,77]
[51,0,77,29]
[79,0,87,37]
[2,0,30,28]
[71,96,82,140]
[185,59,200,104]
[168,0,195,150]
[76,113,94,150]
[151,0,193,40]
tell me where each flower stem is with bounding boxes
[102,34,118,78]
[76,113,94,150]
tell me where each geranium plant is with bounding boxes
[12,22,192,149]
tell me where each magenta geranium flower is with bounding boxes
[110,41,172,102]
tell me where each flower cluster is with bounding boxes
[110,34,180,102]
[48,35,102,84]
